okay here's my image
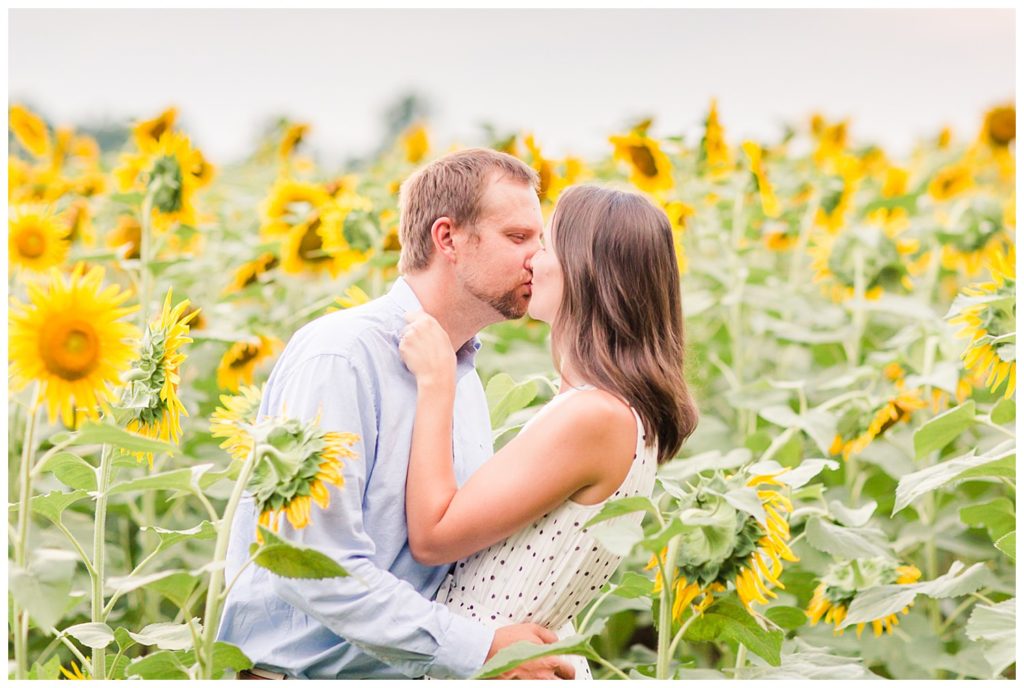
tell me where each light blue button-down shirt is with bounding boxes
[216,277,496,679]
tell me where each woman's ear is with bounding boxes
[430,216,457,263]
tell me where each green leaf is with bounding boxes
[108,466,207,496]
[913,400,976,458]
[737,639,878,679]
[475,621,605,679]
[109,191,144,205]
[764,605,808,631]
[146,571,202,608]
[960,498,1015,541]
[143,520,218,553]
[747,459,839,489]
[487,373,538,428]
[894,440,1015,514]
[722,486,767,525]
[658,448,751,484]
[38,451,96,491]
[829,500,877,528]
[28,654,62,680]
[589,519,644,557]
[128,620,201,651]
[68,419,179,456]
[249,526,350,579]
[841,561,995,629]
[64,622,116,649]
[965,598,1015,677]
[194,641,254,679]
[583,496,658,528]
[115,626,137,653]
[991,398,1015,425]
[611,571,655,599]
[994,531,1015,561]
[684,598,783,666]
[8,550,77,629]
[28,489,91,524]
[124,649,190,680]
[803,517,894,560]
[106,568,191,597]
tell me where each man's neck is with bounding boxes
[402,271,499,352]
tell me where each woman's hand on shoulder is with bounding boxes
[399,311,456,390]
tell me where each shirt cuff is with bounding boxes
[428,612,494,679]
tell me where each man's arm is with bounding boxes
[261,353,492,678]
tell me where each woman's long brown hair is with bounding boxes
[549,185,699,464]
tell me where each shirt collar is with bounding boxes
[387,276,483,369]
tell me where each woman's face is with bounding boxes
[526,221,563,323]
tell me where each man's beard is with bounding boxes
[467,281,529,320]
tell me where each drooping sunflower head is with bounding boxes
[742,140,782,218]
[830,386,929,461]
[9,206,70,273]
[107,214,143,260]
[609,131,675,194]
[132,107,178,149]
[10,104,52,158]
[246,415,359,540]
[928,162,974,201]
[937,202,1012,278]
[10,263,140,426]
[946,241,1016,399]
[981,104,1015,148]
[210,383,265,461]
[216,335,280,391]
[699,98,732,179]
[806,557,921,638]
[808,225,920,303]
[259,177,333,238]
[114,131,203,231]
[224,252,280,294]
[120,290,198,466]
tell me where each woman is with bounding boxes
[398,184,699,679]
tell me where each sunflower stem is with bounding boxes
[665,611,701,664]
[733,644,748,676]
[847,245,868,366]
[787,191,819,289]
[13,383,40,681]
[656,536,681,679]
[91,443,114,680]
[199,448,259,679]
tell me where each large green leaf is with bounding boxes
[38,451,96,491]
[841,561,996,629]
[124,649,191,680]
[893,440,1015,515]
[747,459,838,489]
[684,598,783,666]
[249,526,350,579]
[106,569,192,597]
[658,448,752,485]
[64,622,116,649]
[475,619,606,679]
[67,419,178,456]
[803,517,894,560]
[28,655,62,680]
[965,598,1015,677]
[611,571,655,599]
[146,571,203,608]
[764,605,808,631]
[108,464,226,496]
[589,519,645,557]
[959,498,1015,542]
[913,400,975,459]
[143,520,218,553]
[736,639,879,679]
[9,550,78,629]
[486,373,539,428]
[583,496,658,528]
[28,489,91,524]
[128,620,200,651]
[990,398,1015,425]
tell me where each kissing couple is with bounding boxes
[217,148,699,679]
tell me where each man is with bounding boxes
[217,149,575,680]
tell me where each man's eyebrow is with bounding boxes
[503,226,540,233]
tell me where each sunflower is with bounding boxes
[814,153,862,233]
[107,215,142,260]
[225,252,280,294]
[937,203,1013,277]
[259,177,333,239]
[327,285,372,313]
[649,469,798,621]
[10,104,51,158]
[114,131,203,231]
[216,335,280,391]
[401,123,430,164]
[812,118,849,170]
[59,661,88,680]
[937,126,954,150]
[281,199,372,278]
[9,206,70,272]
[278,122,310,162]
[210,384,265,461]
[830,387,929,461]
[928,163,973,201]
[10,264,139,426]
[700,99,732,180]
[946,242,1016,399]
[808,223,924,303]
[524,133,557,202]
[980,104,1015,148]
[62,199,96,246]
[609,131,675,194]
[121,290,198,467]
[806,558,921,638]
[742,141,781,218]
[132,107,178,149]
[246,415,358,541]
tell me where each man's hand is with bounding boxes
[486,623,575,680]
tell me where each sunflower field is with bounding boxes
[7,100,1016,680]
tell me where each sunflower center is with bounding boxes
[40,319,100,381]
[16,225,47,258]
[230,344,261,369]
[628,144,660,178]
[298,218,330,262]
[149,155,184,214]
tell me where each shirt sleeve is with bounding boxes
[261,353,494,679]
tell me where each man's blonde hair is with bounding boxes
[397,148,539,273]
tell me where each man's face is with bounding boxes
[453,173,543,320]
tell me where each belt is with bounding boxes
[238,667,287,680]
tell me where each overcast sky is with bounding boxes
[9,8,1015,165]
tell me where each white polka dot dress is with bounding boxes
[435,385,658,680]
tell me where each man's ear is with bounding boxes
[430,216,457,263]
